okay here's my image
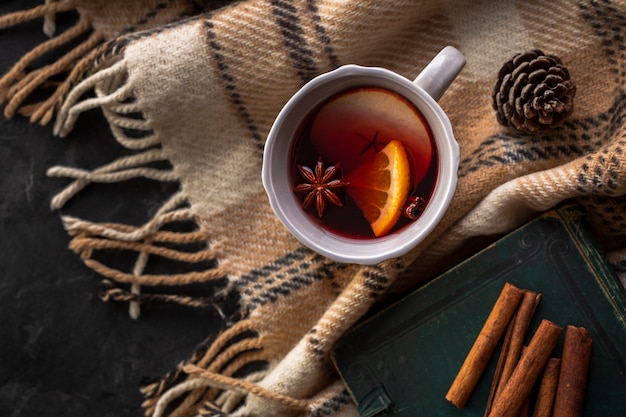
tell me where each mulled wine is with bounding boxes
[292,87,438,239]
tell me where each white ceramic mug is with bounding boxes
[262,46,465,265]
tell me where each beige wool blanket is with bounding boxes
[2,0,626,416]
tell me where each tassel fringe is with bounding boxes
[137,263,387,417]
[59,192,229,318]
[181,365,309,410]
[0,1,75,30]
[48,148,174,209]
[140,320,276,417]
[0,1,109,123]
[147,364,351,417]
[54,58,129,136]
[99,280,227,315]
[3,27,101,115]
[0,15,91,98]
[37,38,230,320]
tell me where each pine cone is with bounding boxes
[493,49,576,133]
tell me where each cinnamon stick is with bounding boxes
[532,358,561,417]
[517,397,530,417]
[552,326,592,417]
[514,347,532,417]
[485,291,541,416]
[446,283,524,408]
[487,319,562,417]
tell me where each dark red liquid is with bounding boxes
[292,87,438,239]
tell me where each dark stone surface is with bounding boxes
[0,2,222,416]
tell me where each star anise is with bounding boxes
[356,130,386,155]
[293,156,349,218]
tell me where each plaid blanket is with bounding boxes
[2,0,625,416]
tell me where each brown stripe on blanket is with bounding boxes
[204,17,265,150]
[271,0,319,82]
[305,0,339,69]
[231,249,343,314]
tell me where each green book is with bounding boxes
[332,206,626,416]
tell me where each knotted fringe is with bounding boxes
[60,189,229,319]
[140,262,395,417]
[45,39,229,319]
[0,1,74,31]
[141,320,271,416]
[143,331,355,417]
[48,148,176,208]
[54,57,135,137]
[177,365,308,410]
[0,0,109,125]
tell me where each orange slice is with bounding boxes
[345,139,411,237]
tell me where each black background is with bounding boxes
[0,2,223,416]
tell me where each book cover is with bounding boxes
[332,206,626,416]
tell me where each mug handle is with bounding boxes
[414,46,466,102]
